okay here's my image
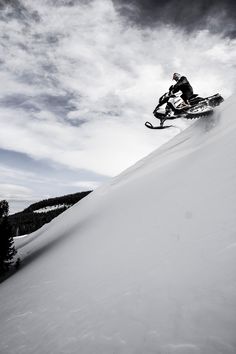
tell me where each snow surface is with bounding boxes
[1,96,236,354]
[33,204,71,213]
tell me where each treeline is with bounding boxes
[0,200,17,276]
[23,191,91,213]
[9,191,92,237]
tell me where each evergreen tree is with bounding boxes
[0,200,16,275]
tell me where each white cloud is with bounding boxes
[71,180,102,190]
[205,40,236,64]
[0,183,33,201]
[0,0,235,181]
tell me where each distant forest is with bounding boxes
[9,191,92,237]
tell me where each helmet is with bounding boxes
[173,73,181,81]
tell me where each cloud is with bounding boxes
[113,0,236,38]
[71,180,102,190]
[0,0,235,182]
[0,164,50,211]
[0,183,33,200]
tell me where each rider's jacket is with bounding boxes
[172,76,193,100]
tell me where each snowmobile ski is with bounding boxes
[145,121,174,129]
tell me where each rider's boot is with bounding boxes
[160,118,166,127]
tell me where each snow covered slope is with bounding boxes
[1,96,236,354]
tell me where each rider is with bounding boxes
[172,73,194,105]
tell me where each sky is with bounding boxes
[0,0,235,213]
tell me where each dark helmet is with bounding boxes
[173,73,181,81]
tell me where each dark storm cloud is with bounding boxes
[113,0,236,38]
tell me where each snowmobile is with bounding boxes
[145,89,224,129]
